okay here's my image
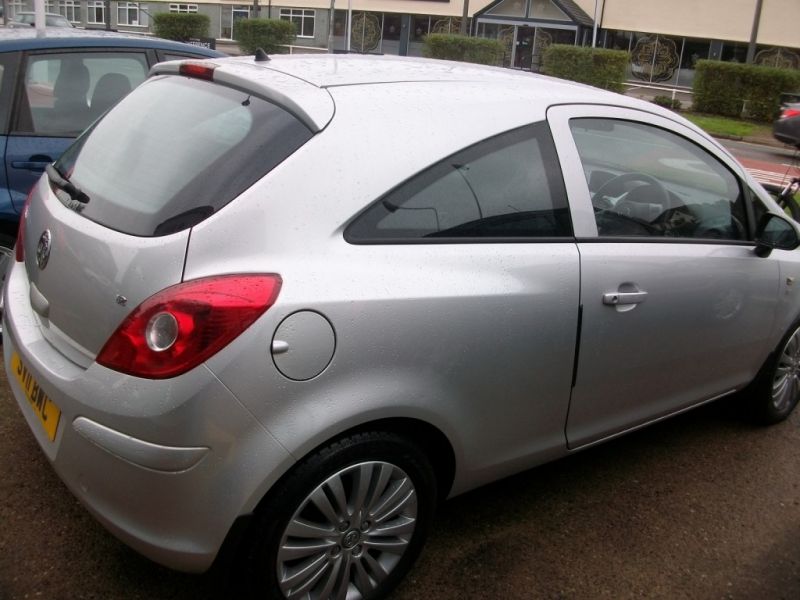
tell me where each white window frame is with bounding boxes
[8,0,26,21]
[58,0,81,24]
[279,8,315,39]
[87,0,105,25]
[117,2,148,27]
[169,4,198,13]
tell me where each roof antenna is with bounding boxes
[254,48,270,62]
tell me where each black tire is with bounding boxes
[748,322,800,425]
[240,431,437,600]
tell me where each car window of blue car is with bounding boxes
[15,51,148,136]
[0,53,15,132]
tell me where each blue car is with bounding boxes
[0,28,223,257]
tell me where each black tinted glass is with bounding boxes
[55,75,313,236]
[346,122,571,242]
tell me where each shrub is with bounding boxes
[235,18,296,55]
[693,60,800,122]
[152,13,210,41]
[541,45,629,93]
[652,95,682,110]
[423,34,505,66]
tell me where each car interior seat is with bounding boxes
[90,73,132,119]
[51,60,91,133]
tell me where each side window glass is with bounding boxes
[0,52,16,132]
[569,118,748,241]
[347,122,572,242]
[16,52,148,136]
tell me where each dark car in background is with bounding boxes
[0,28,222,268]
[774,102,800,148]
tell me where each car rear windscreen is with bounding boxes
[54,75,314,236]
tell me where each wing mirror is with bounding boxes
[755,213,800,257]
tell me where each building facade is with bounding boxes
[5,0,799,88]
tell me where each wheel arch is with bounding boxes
[264,416,456,511]
[213,417,456,585]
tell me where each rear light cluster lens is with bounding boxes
[15,188,34,262]
[96,274,282,379]
[781,108,800,120]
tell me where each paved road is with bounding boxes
[1,363,799,599]
[720,139,799,187]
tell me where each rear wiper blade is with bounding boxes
[45,164,90,204]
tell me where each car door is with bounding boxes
[344,121,580,477]
[548,105,781,449]
[4,48,150,214]
[0,51,20,224]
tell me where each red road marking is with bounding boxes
[738,157,799,186]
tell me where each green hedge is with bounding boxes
[235,19,296,55]
[423,34,505,66]
[541,45,629,93]
[693,60,800,122]
[152,13,210,41]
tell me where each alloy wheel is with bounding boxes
[772,327,800,412]
[276,461,418,599]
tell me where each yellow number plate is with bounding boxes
[11,352,61,442]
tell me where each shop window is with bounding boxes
[629,34,681,85]
[721,42,747,63]
[677,38,711,87]
[383,14,401,41]
[350,12,381,53]
[602,30,633,52]
[755,46,800,69]
[412,16,429,42]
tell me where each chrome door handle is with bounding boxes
[603,291,648,305]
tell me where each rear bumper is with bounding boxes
[3,260,293,572]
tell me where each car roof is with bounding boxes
[155,53,686,135]
[161,53,649,112]
[0,27,224,56]
[225,53,583,89]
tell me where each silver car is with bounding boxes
[5,54,800,600]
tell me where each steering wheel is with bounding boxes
[592,172,671,212]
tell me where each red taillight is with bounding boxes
[179,62,217,81]
[15,188,34,262]
[781,108,800,120]
[96,274,282,379]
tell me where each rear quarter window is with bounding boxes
[55,75,313,236]
[346,121,572,242]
